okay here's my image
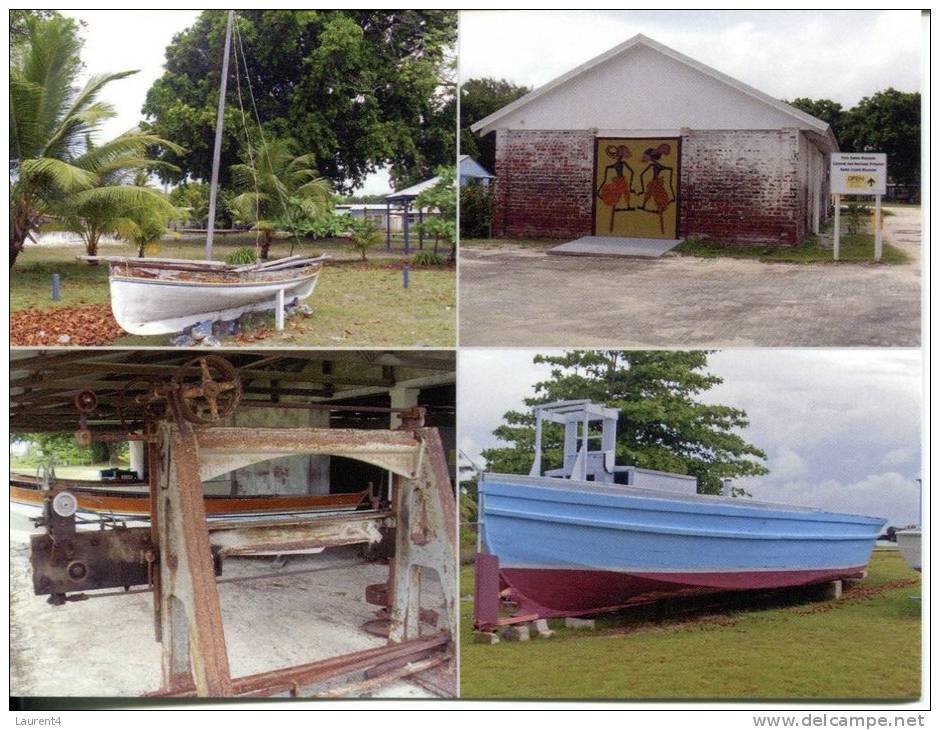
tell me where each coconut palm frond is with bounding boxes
[19,157,96,193]
[74,133,184,173]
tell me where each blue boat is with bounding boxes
[474,401,885,628]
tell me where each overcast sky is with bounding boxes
[459,10,923,108]
[457,349,923,527]
[62,10,391,195]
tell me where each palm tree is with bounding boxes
[228,137,332,259]
[42,164,182,259]
[10,13,180,266]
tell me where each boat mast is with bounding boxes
[205,10,234,262]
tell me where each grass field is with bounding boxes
[673,232,909,264]
[459,550,921,700]
[10,236,455,347]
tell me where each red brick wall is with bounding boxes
[491,127,814,245]
[492,129,594,238]
[679,129,806,245]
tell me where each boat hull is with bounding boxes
[108,263,321,335]
[475,473,884,626]
[10,479,367,523]
[895,529,921,572]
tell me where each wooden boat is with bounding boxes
[10,472,368,522]
[473,401,885,628]
[82,255,325,336]
[895,529,921,572]
[79,18,328,337]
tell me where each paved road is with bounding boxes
[459,207,921,347]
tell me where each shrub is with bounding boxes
[346,217,383,261]
[226,247,257,265]
[412,251,445,266]
[459,182,492,238]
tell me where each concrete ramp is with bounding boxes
[548,236,682,258]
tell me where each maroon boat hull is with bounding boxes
[474,553,866,628]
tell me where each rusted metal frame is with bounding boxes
[208,511,394,557]
[388,428,458,652]
[238,401,431,414]
[316,655,448,698]
[155,409,233,696]
[195,427,422,481]
[146,632,450,698]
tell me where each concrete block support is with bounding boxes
[821,580,843,601]
[501,624,530,642]
[473,631,500,645]
[531,619,555,639]
[564,617,596,630]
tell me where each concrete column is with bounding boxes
[129,439,147,480]
[389,386,419,429]
[306,408,331,495]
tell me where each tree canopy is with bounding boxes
[788,88,921,186]
[459,77,530,173]
[142,10,456,193]
[481,350,768,495]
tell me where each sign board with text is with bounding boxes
[830,153,887,195]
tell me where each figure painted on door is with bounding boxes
[596,145,635,233]
[638,144,676,234]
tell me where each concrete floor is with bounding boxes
[11,525,449,699]
[459,206,921,347]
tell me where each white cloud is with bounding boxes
[63,11,201,140]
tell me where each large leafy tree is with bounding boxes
[481,350,768,495]
[142,10,456,192]
[227,137,332,259]
[10,13,179,266]
[459,77,530,173]
[787,97,848,141]
[842,88,921,186]
[787,90,920,186]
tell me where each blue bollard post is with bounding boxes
[52,273,61,301]
[403,265,410,289]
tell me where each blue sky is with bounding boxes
[459,10,924,108]
[457,349,923,528]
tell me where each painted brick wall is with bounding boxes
[492,129,594,238]
[491,127,820,244]
[679,129,806,245]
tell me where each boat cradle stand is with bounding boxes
[30,398,458,698]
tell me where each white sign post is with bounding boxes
[830,153,887,262]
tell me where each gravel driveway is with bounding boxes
[459,207,921,347]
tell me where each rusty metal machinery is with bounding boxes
[29,357,457,698]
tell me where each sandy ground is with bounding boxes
[458,206,921,347]
[11,524,450,699]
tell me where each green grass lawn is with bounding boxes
[11,237,456,347]
[673,233,909,264]
[10,461,127,479]
[460,550,921,700]
[459,238,556,249]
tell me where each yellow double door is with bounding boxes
[593,137,679,239]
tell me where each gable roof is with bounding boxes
[471,34,837,150]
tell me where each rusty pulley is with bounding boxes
[172,355,242,424]
[117,378,167,429]
[73,390,98,414]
